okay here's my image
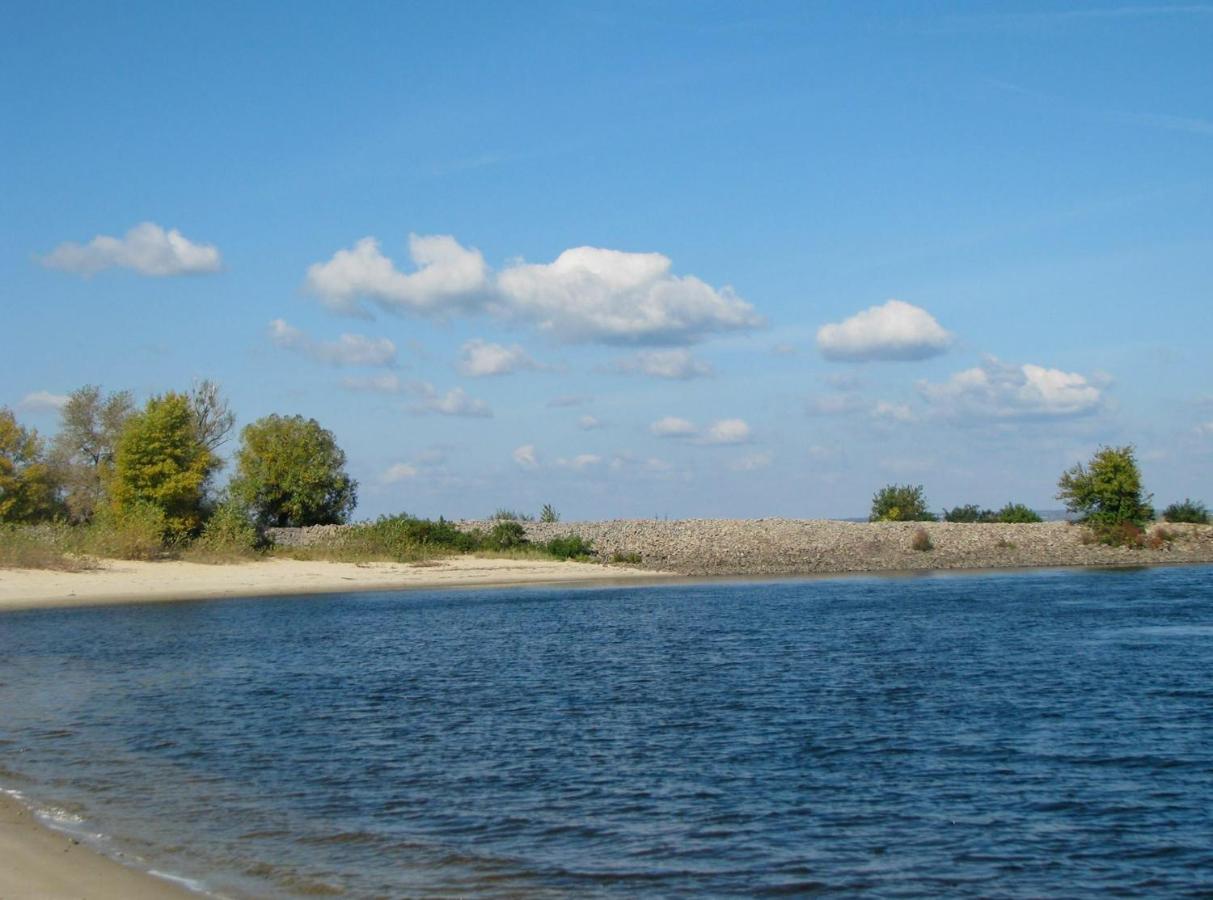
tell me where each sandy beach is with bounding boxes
[0,554,671,613]
[0,791,196,899]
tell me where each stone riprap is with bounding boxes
[268,520,1213,577]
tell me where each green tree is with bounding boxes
[50,385,135,521]
[943,504,997,523]
[230,415,357,527]
[870,484,937,522]
[0,408,59,522]
[110,392,218,540]
[1057,445,1153,527]
[1161,499,1209,524]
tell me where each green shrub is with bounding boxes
[539,503,560,523]
[996,503,1043,524]
[611,551,643,565]
[943,504,996,523]
[910,527,933,551]
[188,500,262,561]
[871,484,937,522]
[1161,499,1209,524]
[85,502,168,560]
[545,534,594,560]
[487,520,528,550]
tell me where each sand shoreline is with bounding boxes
[0,555,676,613]
[0,790,197,899]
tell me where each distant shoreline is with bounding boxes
[2,520,1210,614]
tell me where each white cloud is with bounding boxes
[612,348,714,379]
[917,357,1103,420]
[816,299,953,362]
[408,382,492,418]
[650,416,698,438]
[269,319,396,367]
[512,444,539,469]
[19,391,69,411]
[702,418,752,445]
[305,234,491,317]
[382,463,419,483]
[305,234,762,344]
[1195,421,1213,436]
[340,373,404,393]
[730,451,772,471]
[41,222,221,276]
[556,453,603,471]
[457,339,542,377]
[577,415,605,430]
[498,246,761,344]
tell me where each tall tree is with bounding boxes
[0,408,59,523]
[189,378,236,453]
[110,393,218,539]
[230,415,357,527]
[51,385,135,522]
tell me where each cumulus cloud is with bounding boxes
[19,391,69,411]
[650,416,698,438]
[305,234,762,344]
[382,463,419,483]
[340,373,404,393]
[816,299,953,362]
[917,357,1103,420]
[407,382,492,418]
[269,319,396,367]
[512,444,540,469]
[498,246,761,344]
[306,234,491,318]
[702,418,752,445]
[577,415,605,430]
[41,222,221,277]
[457,339,542,377]
[612,348,714,379]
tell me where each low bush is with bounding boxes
[1145,526,1177,550]
[84,503,167,560]
[871,484,937,522]
[486,520,528,550]
[1161,499,1209,525]
[545,534,594,560]
[911,528,933,552]
[996,503,1043,524]
[943,504,996,523]
[1091,521,1145,548]
[611,551,643,565]
[186,500,263,562]
[540,503,560,523]
[0,523,93,570]
[491,508,534,522]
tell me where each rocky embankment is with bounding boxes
[268,520,1213,577]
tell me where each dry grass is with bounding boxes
[0,525,96,571]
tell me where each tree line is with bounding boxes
[869,445,1209,541]
[0,382,357,541]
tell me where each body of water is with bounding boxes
[2,566,1212,897]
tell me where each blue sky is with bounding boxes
[3,1,1210,519]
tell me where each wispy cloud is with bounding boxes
[41,222,221,277]
[270,319,396,367]
[18,390,69,412]
[407,382,492,418]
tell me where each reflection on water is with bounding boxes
[2,566,1212,897]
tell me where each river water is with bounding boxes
[1,566,1211,897]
